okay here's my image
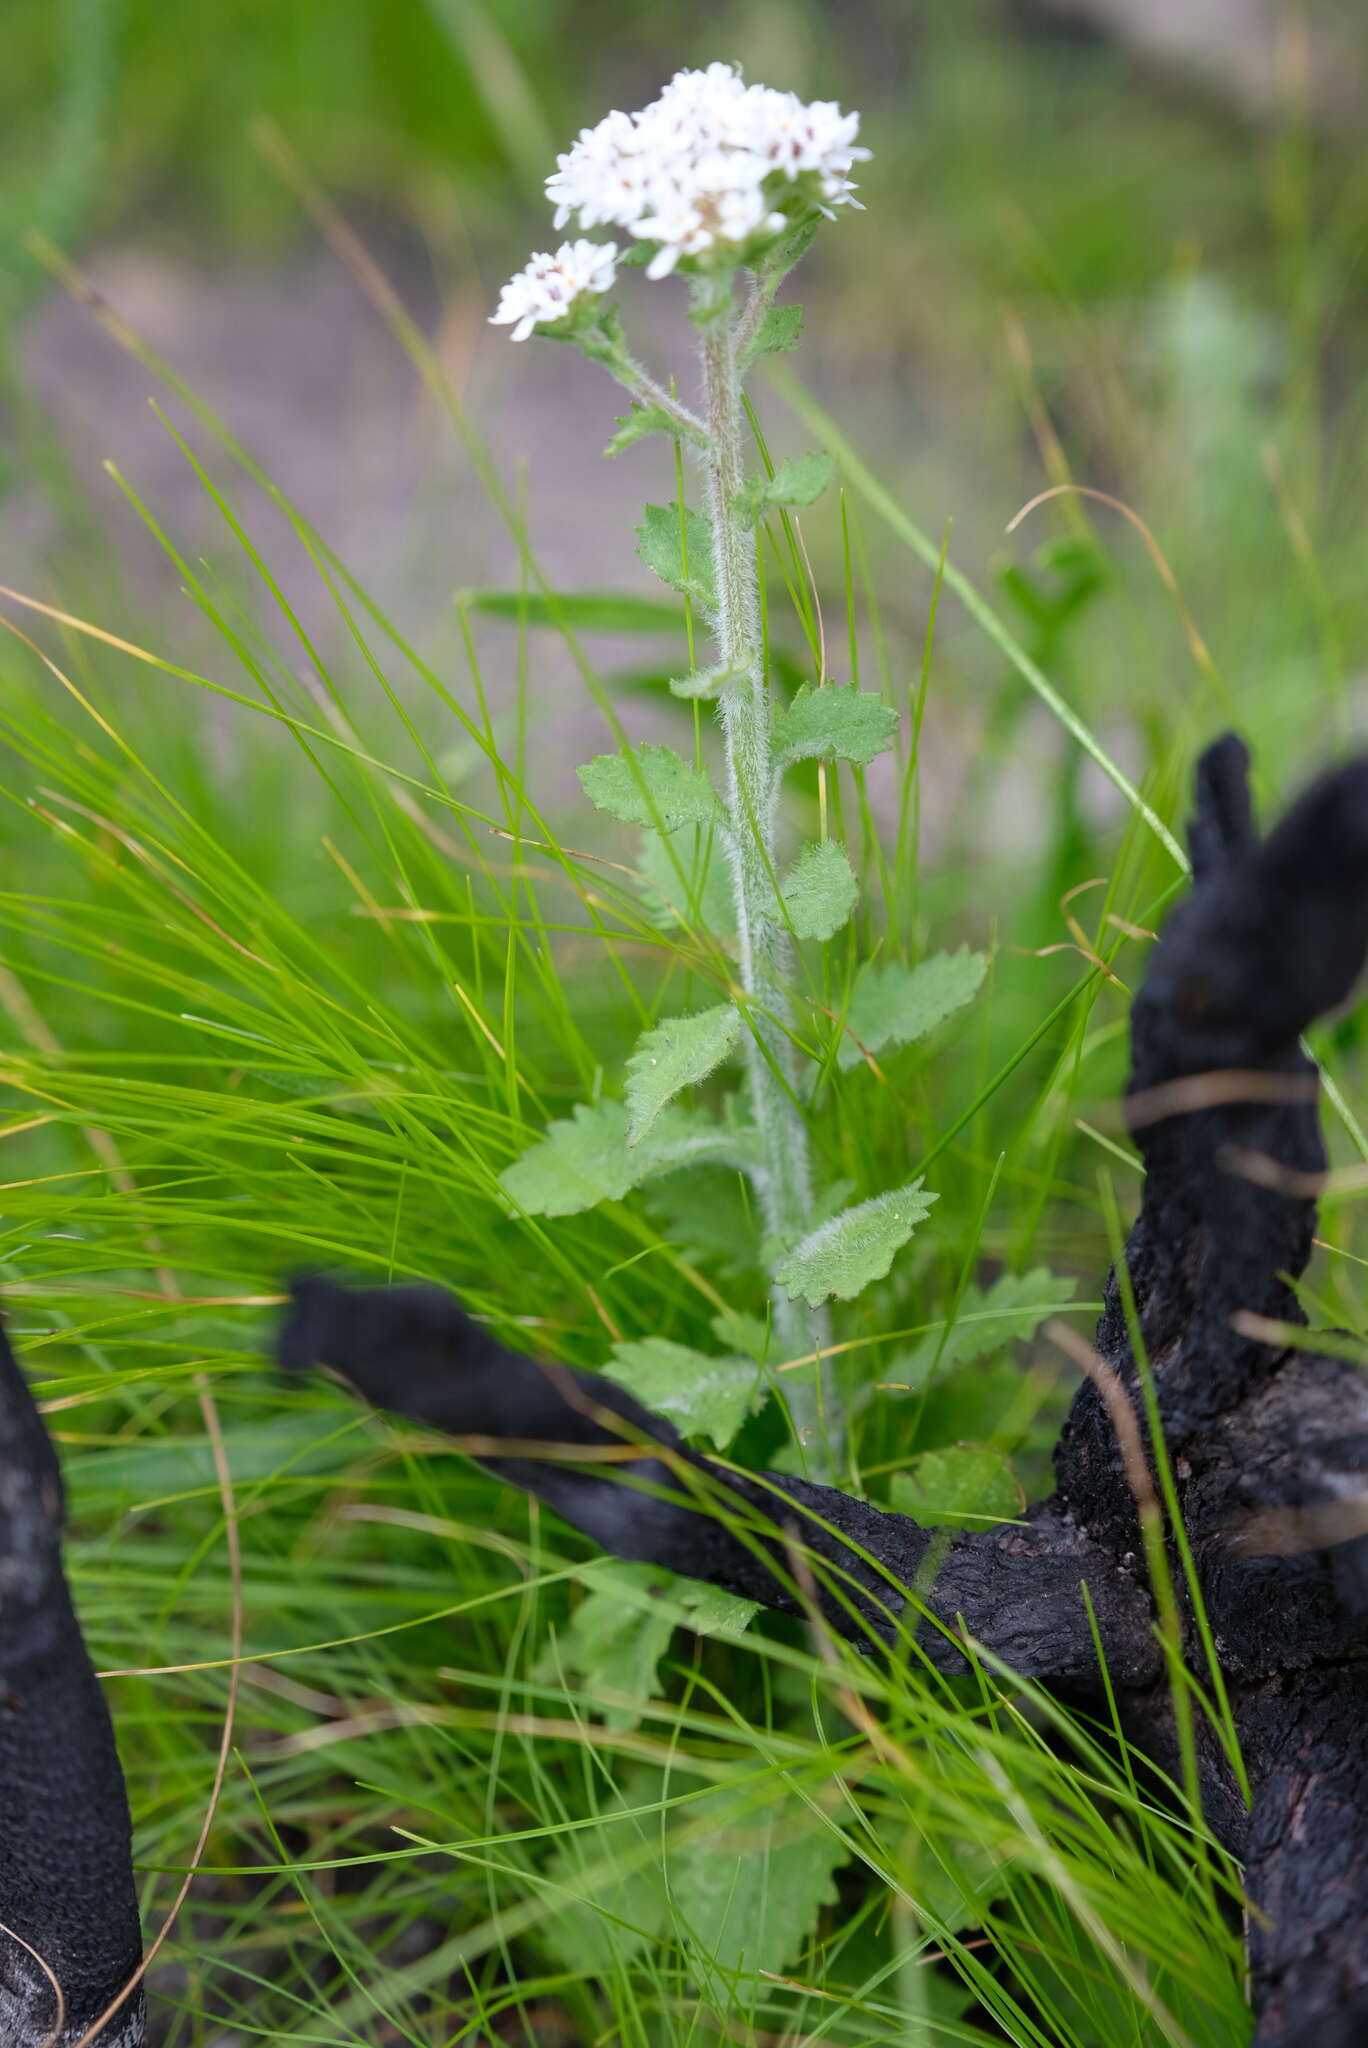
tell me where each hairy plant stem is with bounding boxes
[694,280,838,1465]
[583,319,707,445]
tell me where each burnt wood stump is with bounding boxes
[280,735,1368,2045]
[0,1321,144,2046]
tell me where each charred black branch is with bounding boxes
[0,1322,144,2046]
[281,734,1368,2045]
[279,1278,1161,1686]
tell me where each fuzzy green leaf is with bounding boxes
[499,1100,637,1216]
[805,1176,857,1230]
[553,1565,758,1734]
[668,661,748,701]
[897,1267,1081,1389]
[72,1412,362,1500]
[645,1167,760,1279]
[625,1003,741,1144]
[464,589,685,634]
[776,1180,938,1308]
[636,501,715,609]
[560,1572,676,1729]
[710,1306,772,1362]
[575,301,624,355]
[667,1802,848,1975]
[500,1100,747,1218]
[782,839,859,941]
[742,301,804,368]
[605,404,682,456]
[542,1803,665,1973]
[748,449,834,516]
[635,824,736,942]
[544,1767,844,1980]
[890,1444,1025,1529]
[901,1832,1010,1940]
[672,1581,759,1639]
[773,683,899,772]
[579,744,720,833]
[837,948,987,1071]
[609,1335,760,1446]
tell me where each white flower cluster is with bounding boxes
[548,63,869,280]
[490,64,870,339]
[489,238,621,341]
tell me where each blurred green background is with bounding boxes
[4,0,1367,832]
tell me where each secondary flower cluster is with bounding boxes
[489,238,619,342]
[490,64,868,338]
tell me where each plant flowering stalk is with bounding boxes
[488,65,947,1473]
[692,284,815,1343]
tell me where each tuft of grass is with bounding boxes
[0,268,1272,2048]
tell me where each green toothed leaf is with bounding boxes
[625,1003,741,1144]
[776,1180,938,1308]
[782,839,859,940]
[500,1100,750,1218]
[609,1335,760,1446]
[773,683,899,771]
[890,1444,1025,1529]
[634,823,736,942]
[742,450,835,521]
[499,1100,637,1216]
[710,1307,772,1363]
[605,403,686,456]
[672,1581,758,1639]
[900,1831,1012,1941]
[645,1166,761,1278]
[837,948,987,1071]
[741,300,804,369]
[69,1412,362,1498]
[542,1789,666,1969]
[550,1565,758,1735]
[464,588,686,634]
[895,1267,1081,1390]
[579,744,720,833]
[635,501,716,609]
[668,661,748,701]
[559,1570,676,1730]
[667,1803,848,1975]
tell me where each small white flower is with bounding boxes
[489,239,619,341]
[541,64,868,280]
[637,194,705,278]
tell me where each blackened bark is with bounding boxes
[0,1323,145,2045]
[281,1278,1160,1687]
[1238,1667,1368,2047]
[281,733,1368,2044]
